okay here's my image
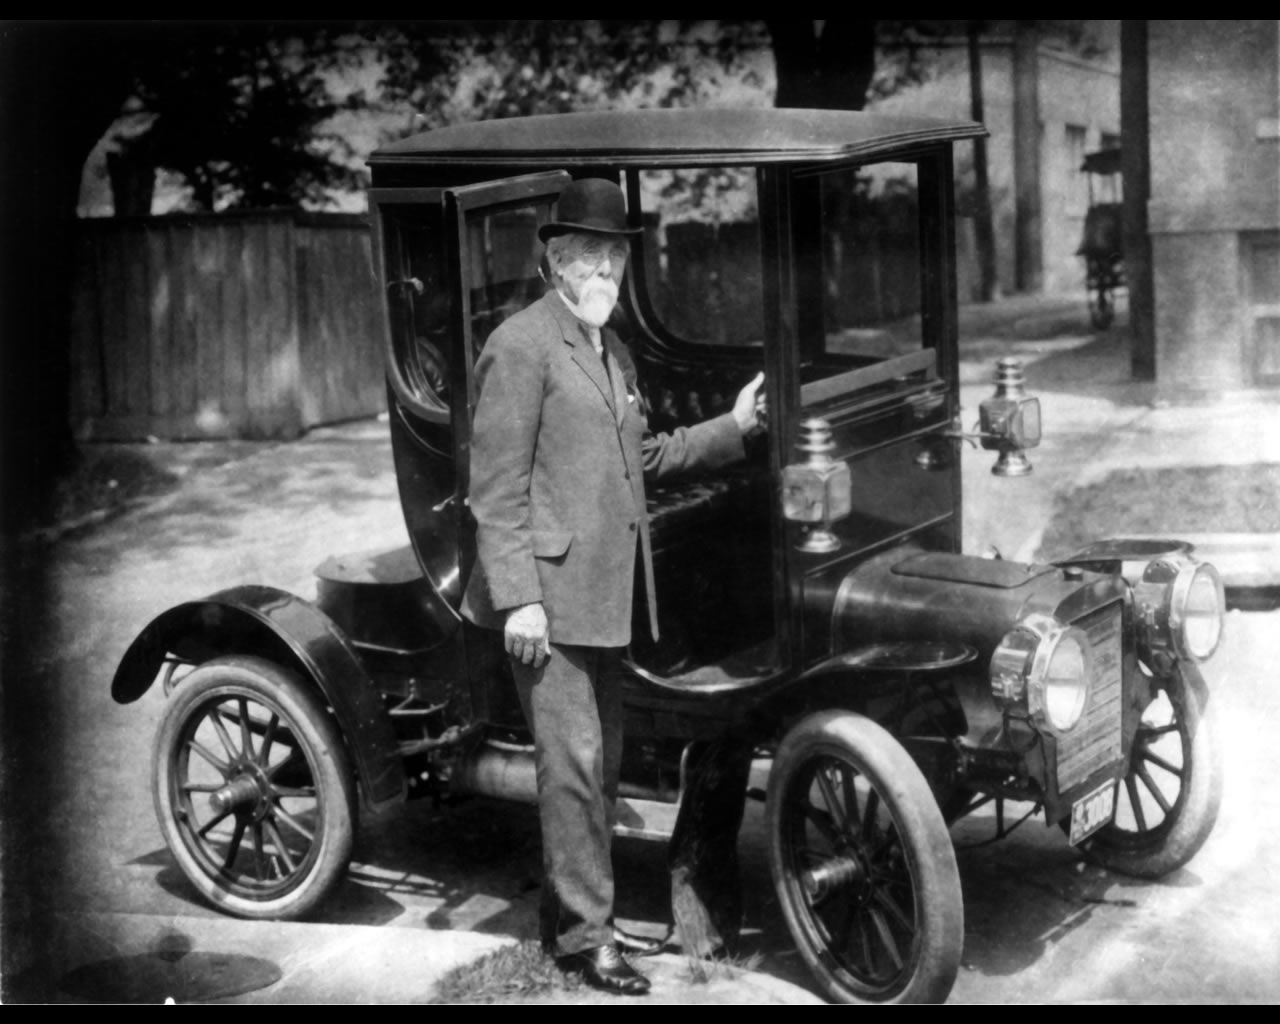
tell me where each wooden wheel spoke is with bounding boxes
[209,707,242,761]
[265,748,303,780]
[816,765,853,837]
[798,799,842,846]
[861,789,881,844]
[222,819,246,871]
[841,767,862,834]
[1139,722,1179,743]
[252,824,270,881]
[1135,762,1174,815]
[258,713,280,766]
[197,807,232,838]
[856,913,876,973]
[237,698,255,761]
[868,906,905,972]
[272,785,317,800]
[871,884,916,935]
[181,781,225,793]
[187,737,231,776]
[265,819,298,873]
[1139,747,1184,779]
[271,802,316,843]
[1125,773,1148,831]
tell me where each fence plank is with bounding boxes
[190,222,224,432]
[168,221,199,422]
[123,226,151,417]
[69,231,104,421]
[71,211,390,440]
[147,225,172,416]
[223,220,249,431]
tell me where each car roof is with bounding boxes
[370,107,987,169]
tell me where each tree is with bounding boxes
[1,22,147,529]
[766,20,877,111]
[106,23,371,214]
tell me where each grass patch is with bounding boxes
[430,940,583,1004]
[681,949,764,985]
[1038,464,1280,559]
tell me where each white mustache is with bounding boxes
[582,278,619,302]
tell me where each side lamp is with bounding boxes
[782,418,852,553]
[943,358,1042,476]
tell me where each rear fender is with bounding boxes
[112,584,405,810]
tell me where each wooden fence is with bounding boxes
[70,210,387,441]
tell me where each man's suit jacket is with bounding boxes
[459,290,744,648]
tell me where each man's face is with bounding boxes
[554,233,629,328]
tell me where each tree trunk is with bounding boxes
[107,142,157,218]
[1121,20,1155,381]
[767,20,877,111]
[968,23,999,302]
[1012,20,1043,293]
[0,25,136,520]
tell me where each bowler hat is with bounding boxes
[538,178,642,242]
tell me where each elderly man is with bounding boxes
[459,177,764,996]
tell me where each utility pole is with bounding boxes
[1121,20,1155,380]
[1013,20,1043,293]
[968,22,999,301]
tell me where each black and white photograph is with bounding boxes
[1,19,1278,1004]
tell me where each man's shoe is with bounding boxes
[612,926,664,957]
[556,945,651,996]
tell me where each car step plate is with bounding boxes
[1069,777,1117,845]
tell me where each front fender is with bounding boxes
[112,584,405,810]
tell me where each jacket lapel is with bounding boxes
[602,334,628,427]
[548,292,618,419]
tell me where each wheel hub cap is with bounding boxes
[802,854,866,901]
[209,763,271,821]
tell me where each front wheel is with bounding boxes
[1085,665,1222,878]
[766,711,964,1004]
[152,655,357,919]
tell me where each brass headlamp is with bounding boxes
[1132,553,1226,664]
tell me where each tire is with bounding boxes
[152,655,357,919]
[766,710,964,1004]
[1085,665,1222,879]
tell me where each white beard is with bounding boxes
[562,278,619,328]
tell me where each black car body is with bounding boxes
[113,108,1226,1004]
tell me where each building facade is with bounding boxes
[1145,20,1280,397]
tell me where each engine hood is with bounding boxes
[824,548,1129,663]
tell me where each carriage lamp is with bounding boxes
[938,359,1041,476]
[783,418,852,553]
[980,358,1041,477]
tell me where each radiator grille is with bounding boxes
[1055,603,1124,791]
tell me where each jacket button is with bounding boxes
[624,471,631,480]
[629,522,637,532]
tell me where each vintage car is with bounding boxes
[111,108,1226,1004]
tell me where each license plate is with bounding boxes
[1068,778,1117,845]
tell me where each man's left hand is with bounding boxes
[732,372,767,435]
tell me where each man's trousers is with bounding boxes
[512,642,623,956]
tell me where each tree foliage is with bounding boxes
[109,22,372,213]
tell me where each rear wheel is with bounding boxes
[1085,666,1222,878]
[152,655,356,919]
[767,710,964,1004]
